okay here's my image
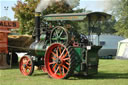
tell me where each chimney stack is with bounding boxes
[35,12,41,42]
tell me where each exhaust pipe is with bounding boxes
[35,12,41,42]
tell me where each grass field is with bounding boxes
[0,59,128,85]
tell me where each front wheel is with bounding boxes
[45,43,76,79]
[19,55,34,76]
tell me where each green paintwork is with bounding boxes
[40,34,46,41]
[86,46,102,75]
[51,38,58,40]
[44,12,111,21]
[35,42,45,57]
[51,37,67,41]
[51,26,68,44]
[73,46,101,75]
[44,16,86,21]
[60,38,67,40]
[87,46,101,65]
[73,47,83,72]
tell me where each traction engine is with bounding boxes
[19,12,111,79]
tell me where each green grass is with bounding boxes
[1,59,128,85]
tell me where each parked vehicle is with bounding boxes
[91,34,125,59]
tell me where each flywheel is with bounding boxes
[50,26,69,44]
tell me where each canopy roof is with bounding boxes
[44,12,111,21]
[119,39,128,43]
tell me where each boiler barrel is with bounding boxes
[29,42,46,57]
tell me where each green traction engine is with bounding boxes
[19,12,111,79]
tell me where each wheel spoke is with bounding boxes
[49,61,56,65]
[53,64,57,71]
[24,68,27,73]
[65,62,70,66]
[54,66,59,74]
[27,60,31,64]
[55,30,59,37]
[60,38,67,40]
[51,56,56,60]
[51,51,58,58]
[62,52,68,59]
[59,65,62,76]
[28,63,32,66]
[62,67,65,75]
[27,66,31,70]
[62,65,68,70]
[51,38,58,40]
[63,57,70,61]
[59,48,66,58]
[59,30,64,37]
[58,46,62,55]
[56,48,59,58]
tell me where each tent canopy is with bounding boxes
[119,39,128,43]
[116,39,128,59]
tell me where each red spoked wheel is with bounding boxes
[19,55,34,76]
[45,43,75,79]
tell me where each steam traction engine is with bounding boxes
[19,12,111,79]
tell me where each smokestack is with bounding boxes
[35,12,41,42]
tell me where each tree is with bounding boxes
[112,0,128,37]
[12,0,80,34]
[12,0,39,34]
[0,16,11,21]
[77,14,117,35]
[101,17,116,34]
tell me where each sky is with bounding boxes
[0,0,111,20]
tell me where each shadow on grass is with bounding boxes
[33,73,48,76]
[30,72,128,80]
[69,72,128,80]
[0,64,19,70]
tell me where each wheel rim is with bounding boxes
[45,43,70,79]
[19,56,33,76]
[50,26,68,44]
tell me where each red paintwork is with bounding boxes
[0,21,19,29]
[41,65,47,72]
[0,21,19,53]
[0,29,8,53]
[45,43,70,79]
[19,56,32,76]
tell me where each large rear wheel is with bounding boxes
[19,55,34,76]
[45,43,75,79]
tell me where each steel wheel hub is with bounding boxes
[56,58,61,65]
